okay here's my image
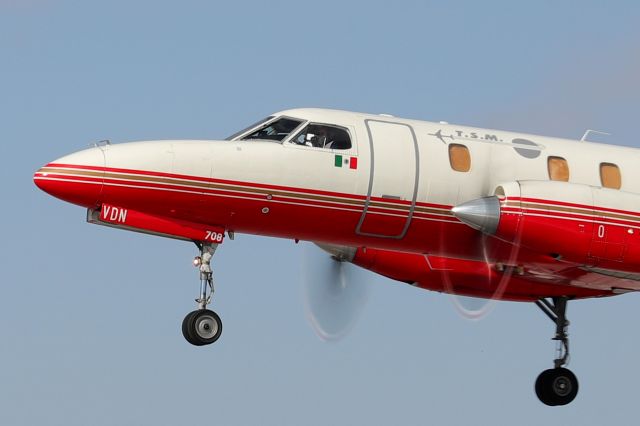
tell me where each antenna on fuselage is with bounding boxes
[89,140,111,148]
[580,129,611,142]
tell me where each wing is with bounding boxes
[349,246,635,301]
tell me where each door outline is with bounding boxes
[355,119,420,239]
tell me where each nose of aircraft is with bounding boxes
[34,147,105,208]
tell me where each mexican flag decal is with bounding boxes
[334,155,358,170]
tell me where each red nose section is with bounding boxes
[34,149,105,208]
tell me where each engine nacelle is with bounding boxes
[452,181,640,270]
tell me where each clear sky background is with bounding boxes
[2,1,640,425]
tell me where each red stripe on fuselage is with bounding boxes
[513,197,640,218]
[45,163,451,209]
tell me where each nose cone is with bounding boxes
[34,147,105,208]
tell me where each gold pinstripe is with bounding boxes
[36,166,455,217]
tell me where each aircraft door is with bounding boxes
[356,119,419,238]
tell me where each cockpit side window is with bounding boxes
[240,117,304,142]
[291,124,352,150]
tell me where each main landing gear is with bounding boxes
[182,242,223,346]
[534,297,579,406]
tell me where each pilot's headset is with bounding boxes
[308,126,329,147]
[304,126,322,147]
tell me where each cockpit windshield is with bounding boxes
[225,116,273,141]
[240,117,304,142]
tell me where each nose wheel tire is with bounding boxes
[535,368,579,406]
[182,309,223,346]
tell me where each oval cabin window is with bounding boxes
[548,156,570,182]
[600,163,621,189]
[449,144,471,172]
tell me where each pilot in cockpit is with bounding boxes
[302,125,333,148]
[312,126,331,148]
[294,124,350,149]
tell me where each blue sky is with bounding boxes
[2,1,640,425]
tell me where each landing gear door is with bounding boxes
[356,119,419,238]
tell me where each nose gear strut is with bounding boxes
[195,243,216,309]
[182,242,223,346]
[534,297,579,406]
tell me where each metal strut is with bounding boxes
[535,297,570,368]
[194,242,217,310]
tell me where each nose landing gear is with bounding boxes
[182,243,223,346]
[534,297,579,406]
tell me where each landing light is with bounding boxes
[193,256,202,267]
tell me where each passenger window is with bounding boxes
[600,163,621,189]
[448,144,471,172]
[291,124,352,150]
[241,117,303,142]
[548,156,569,182]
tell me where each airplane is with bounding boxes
[33,108,640,406]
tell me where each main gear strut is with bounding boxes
[534,297,579,406]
